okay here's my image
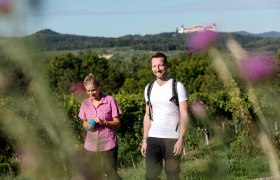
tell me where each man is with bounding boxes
[141,52,189,180]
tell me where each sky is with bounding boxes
[1,0,280,37]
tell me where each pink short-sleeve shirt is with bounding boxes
[78,94,121,151]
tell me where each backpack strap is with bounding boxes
[147,81,155,121]
[169,79,179,107]
[170,79,180,131]
[147,79,179,127]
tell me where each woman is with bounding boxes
[78,73,122,180]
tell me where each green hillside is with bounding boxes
[2,29,279,53]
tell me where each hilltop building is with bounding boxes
[178,23,217,34]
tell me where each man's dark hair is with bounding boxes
[151,52,168,65]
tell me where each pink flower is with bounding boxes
[239,53,276,83]
[70,82,85,96]
[0,0,11,12]
[190,100,207,119]
[186,31,219,53]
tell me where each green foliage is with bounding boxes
[47,53,83,94]
[56,94,85,143]
[230,131,262,158]
[0,158,18,177]
[80,53,109,80]
[0,98,16,164]
[47,52,121,95]
[0,56,30,96]
[199,67,224,93]
[119,78,139,94]
[115,93,145,166]
[174,52,210,93]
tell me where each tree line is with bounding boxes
[3,29,280,53]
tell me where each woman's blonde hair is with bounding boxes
[83,73,100,87]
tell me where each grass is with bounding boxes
[44,47,185,61]
[117,153,271,180]
[0,141,273,180]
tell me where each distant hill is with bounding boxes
[2,29,280,53]
[257,31,280,38]
[235,31,280,38]
[35,29,60,36]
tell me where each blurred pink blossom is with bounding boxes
[239,53,276,83]
[0,0,11,12]
[187,31,219,53]
[16,146,38,172]
[71,82,85,96]
[190,100,207,119]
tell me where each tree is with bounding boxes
[47,53,82,94]
[175,52,210,93]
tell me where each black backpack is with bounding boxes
[147,79,179,121]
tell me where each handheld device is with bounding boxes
[88,119,96,126]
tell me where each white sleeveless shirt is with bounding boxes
[144,78,188,139]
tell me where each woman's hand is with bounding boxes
[99,119,108,126]
[92,117,101,123]
[83,120,94,130]
[93,117,107,126]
